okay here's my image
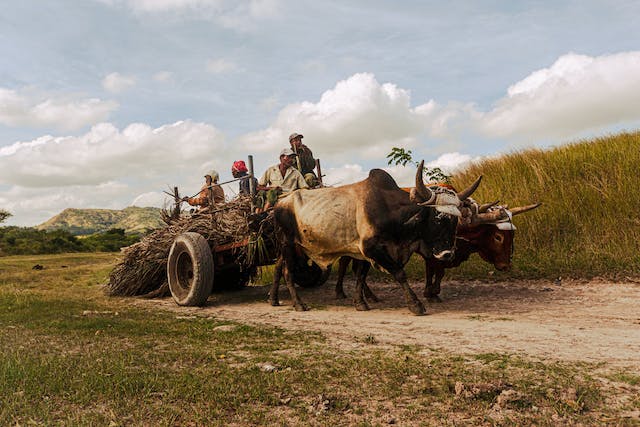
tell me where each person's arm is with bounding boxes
[182,184,208,206]
[296,169,309,189]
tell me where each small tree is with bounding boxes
[386,147,451,184]
[0,209,11,224]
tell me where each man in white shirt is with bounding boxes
[256,148,309,210]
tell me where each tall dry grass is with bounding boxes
[450,131,640,278]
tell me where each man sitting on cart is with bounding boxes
[255,148,308,211]
[289,132,318,187]
[182,170,225,211]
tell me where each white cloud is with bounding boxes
[0,120,242,225]
[322,164,367,187]
[0,120,226,188]
[477,51,640,141]
[238,73,431,162]
[98,0,281,30]
[245,52,640,159]
[206,58,238,74]
[425,152,477,174]
[102,72,137,93]
[153,71,174,82]
[131,191,166,207]
[0,87,117,131]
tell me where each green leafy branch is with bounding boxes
[386,147,451,184]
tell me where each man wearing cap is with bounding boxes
[289,132,318,187]
[256,148,308,210]
[231,160,257,196]
[182,170,225,210]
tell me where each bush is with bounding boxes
[0,227,141,256]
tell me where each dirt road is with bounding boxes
[148,277,640,371]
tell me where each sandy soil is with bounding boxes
[142,277,640,371]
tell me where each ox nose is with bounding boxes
[434,250,454,261]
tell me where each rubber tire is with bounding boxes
[294,259,332,288]
[167,232,214,306]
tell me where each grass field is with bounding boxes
[441,131,640,280]
[1,253,638,425]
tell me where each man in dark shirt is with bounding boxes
[289,132,318,187]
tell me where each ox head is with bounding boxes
[463,202,541,270]
[408,161,482,262]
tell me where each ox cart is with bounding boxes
[166,155,329,306]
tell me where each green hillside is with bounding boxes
[449,131,640,278]
[37,206,164,236]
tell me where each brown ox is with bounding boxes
[335,202,541,302]
[270,162,481,315]
[423,203,541,301]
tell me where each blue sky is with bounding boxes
[2,0,640,225]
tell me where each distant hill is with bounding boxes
[37,206,164,235]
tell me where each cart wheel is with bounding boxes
[167,232,214,306]
[294,259,332,288]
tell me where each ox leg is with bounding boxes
[424,262,443,303]
[335,256,350,299]
[269,257,284,306]
[392,269,426,316]
[283,261,308,311]
[362,279,380,303]
[352,260,370,311]
[429,268,445,303]
[277,243,308,311]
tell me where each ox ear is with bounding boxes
[457,175,482,201]
[496,222,517,230]
[510,203,542,216]
[471,207,509,225]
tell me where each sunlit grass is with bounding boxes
[448,131,640,279]
[1,253,636,424]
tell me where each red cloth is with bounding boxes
[232,160,248,173]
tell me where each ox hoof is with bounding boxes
[409,302,427,316]
[355,302,370,311]
[269,299,280,307]
[426,295,443,303]
[366,293,380,303]
[294,302,308,312]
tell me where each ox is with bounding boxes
[334,202,541,302]
[270,162,481,315]
[423,202,541,301]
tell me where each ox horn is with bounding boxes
[415,160,435,204]
[457,175,483,201]
[510,203,542,216]
[478,200,500,213]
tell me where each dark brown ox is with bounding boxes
[270,162,481,315]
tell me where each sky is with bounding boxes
[2,0,640,226]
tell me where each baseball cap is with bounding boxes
[205,170,219,182]
[288,132,303,142]
[280,148,296,157]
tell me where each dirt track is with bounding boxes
[145,277,640,371]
